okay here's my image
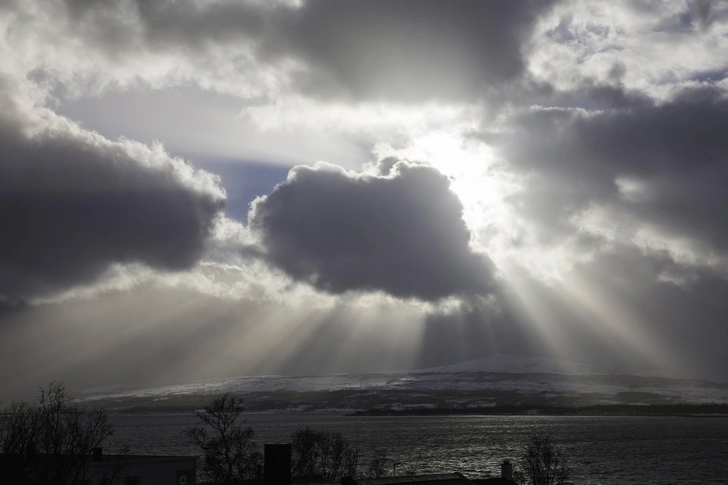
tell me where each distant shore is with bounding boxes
[99,402,728,416]
[346,403,728,417]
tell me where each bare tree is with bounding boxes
[186,394,261,484]
[290,427,359,482]
[0,382,114,485]
[366,447,391,478]
[0,400,37,483]
[402,463,419,476]
[516,433,572,485]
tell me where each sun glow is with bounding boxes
[373,130,676,373]
[374,131,588,282]
[374,131,518,257]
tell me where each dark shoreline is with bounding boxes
[102,403,728,416]
[346,403,728,417]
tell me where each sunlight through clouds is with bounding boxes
[373,132,513,246]
[372,130,596,283]
[4,0,728,394]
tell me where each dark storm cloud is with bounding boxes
[494,87,728,255]
[0,80,225,301]
[266,0,557,101]
[39,0,557,102]
[249,162,494,301]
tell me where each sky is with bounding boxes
[2,0,728,398]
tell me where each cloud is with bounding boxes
[527,0,728,99]
[2,0,557,104]
[249,161,495,301]
[5,0,728,386]
[491,86,728,276]
[262,0,557,102]
[0,75,225,301]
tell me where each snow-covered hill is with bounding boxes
[419,355,607,376]
[82,355,728,410]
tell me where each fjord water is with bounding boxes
[107,414,728,484]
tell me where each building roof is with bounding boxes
[345,472,476,485]
[0,453,197,464]
[88,454,198,464]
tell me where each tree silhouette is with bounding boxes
[0,382,114,485]
[366,447,391,478]
[290,426,359,482]
[186,394,261,484]
[516,433,572,485]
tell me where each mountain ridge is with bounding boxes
[81,355,728,412]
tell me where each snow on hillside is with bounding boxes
[417,355,606,376]
[83,374,396,400]
[83,355,599,400]
[81,355,728,405]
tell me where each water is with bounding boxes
[105,413,728,484]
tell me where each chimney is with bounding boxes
[501,460,513,481]
[264,443,291,485]
[92,447,103,462]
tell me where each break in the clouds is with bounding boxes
[250,161,494,301]
[0,76,225,301]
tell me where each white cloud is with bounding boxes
[528,0,728,100]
